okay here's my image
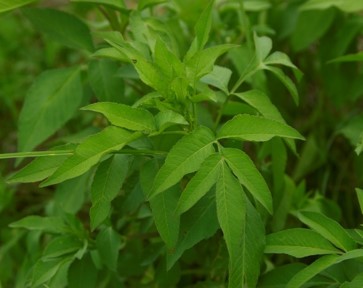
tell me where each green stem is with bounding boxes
[0,150,74,159]
[237,0,252,49]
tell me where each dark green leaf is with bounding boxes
[96,227,122,271]
[0,0,37,13]
[71,0,126,11]
[23,8,94,51]
[18,67,82,152]
[43,235,83,260]
[90,155,129,230]
[9,216,67,233]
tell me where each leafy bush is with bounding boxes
[1,0,363,287]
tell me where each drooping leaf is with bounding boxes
[71,0,126,11]
[0,0,37,13]
[254,33,272,63]
[263,65,299,105]
[88,59,124,102]
[23,8,94,51]
[201,65,232,94]
[222,147,273,214]
[167,192,219,269]
[150,126,215,198]
[82,102,156,132]
[90,155,129,230]
[18,67,83,152]
[286,255,340,288]
[149,185,180,249]
[41,127,138,187]
[265,228,341,258]
[155,110,188,132]
[176,153,223,214]
[9,216,67,234]
[300,0,363,13]
[216,162,245,288]
[297,211,356,252]
[217,114,304,142]
[96,227,122,271]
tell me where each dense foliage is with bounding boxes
[1,0,363,287]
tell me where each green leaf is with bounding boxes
[68,254,98,288]
[291,9,335,52]
[96,227,122,271]
[286,255,339,288]
[186,44,238,81]
[300,0,363,12]
[7,146,74,183]
[71,0,126,11]
[9,216,67,234]
[356,188,363,215]
[31,257,69,288]
[298,211,356,252]
[201,65,232,94]
[90,155,129,230]
[254,33,272,62]
[138,0,166,10]
[0,0,37,13]
[222,147,273,214]
[176,153,223,214]
[43,235,83,260]
[149,185,180,249]
[155,110,188,132]
[265,228,341,258]
[216,162,246,288]
[264,51,299,70]
[167,192,219,269]
[217,114,304,142]
[150,126,215,198]
[18,67,83,152]
[82,102,156,132]
[41,127,138,187]
[88,60,124,102]
[341,272,363,288]
[263,66,299,105]
[329,52,363,63]
[23,8,94,51]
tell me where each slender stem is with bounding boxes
[0,150,74,159]
[237,0,252,49]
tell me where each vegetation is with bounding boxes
[1,0,363,287]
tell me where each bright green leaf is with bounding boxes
[18,67,82,152]
[201,65,232,94]
[43,235,83,260]
[96,227,122,271]
[176,153,223,214]
[298,211,356,252]
[0,0,37,12]
[217,114,304,142]
[155,110,188,132]
[356,188,363,215]
[90,155,129,230]
[41,127,138,187]
[150,126,215,198]
[254,33,272,62]
[265,228,341,257]
[222,147,273,214]
[138,0,166,10]
[71,0,126,11]
[300,0,363,12]
[329,51,363,63]
[82,102,156,132]
[23,8,94,51]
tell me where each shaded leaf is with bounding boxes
[265,228,341,258]
[90,155,129,230]
[298,211,356,252]
[71,0,126,11]
[23,8,94,51]
[96,227,122,271]
[18,67,82,152]
[9,216,67,234]
[0,0,36,12]
[254,33,272,62]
